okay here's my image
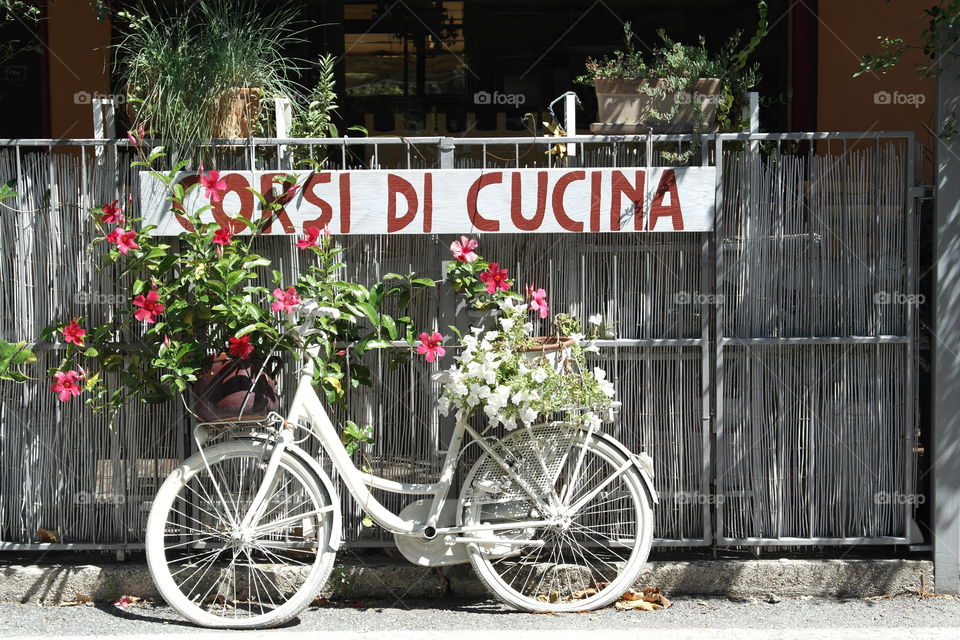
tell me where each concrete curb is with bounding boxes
[0,557,933,604]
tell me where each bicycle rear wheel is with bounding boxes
[145,440,337,628]
[462,425,653,611]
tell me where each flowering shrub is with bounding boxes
[16,138,428,415]
[426,236,616,430]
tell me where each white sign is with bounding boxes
[140,168,716,235]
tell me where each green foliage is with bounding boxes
[44,145,420,416]
[856,2,960,79]
[341,420,374,455]
[290,54,340,140]
[0,0,42,66]
[0,339,36,382]
[577,2,767,135]
[114,0,308,154]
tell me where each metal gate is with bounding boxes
[0,132,922,550]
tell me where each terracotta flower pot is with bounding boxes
[212,87,263,138]
[190,353,280,422]
[590,77,722,134]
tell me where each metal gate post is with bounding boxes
[933,48,960,593]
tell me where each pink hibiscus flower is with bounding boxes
[479,262,511,294]
[526,285,549,319]
[132,289,164,323]
[200,169,227,202]
[450,236,479,262]
[62,318,86,346]
[416,331,446,363]
[227,335,254,359]
[212,226,233,245]
[100,200,123,225]
[295,225,322,249]
[50,370,83,402]
[106,228,139,255]
[271,287,301,314]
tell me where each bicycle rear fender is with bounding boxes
[587,430,660,506]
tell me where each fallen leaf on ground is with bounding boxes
[60,593,93,606]
[113,595,142,610]
[37,528,58,543]
[616,586,672,611]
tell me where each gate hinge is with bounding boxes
[909,185,933,200]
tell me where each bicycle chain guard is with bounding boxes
[393,499,470,567]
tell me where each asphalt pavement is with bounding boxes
[1,594,959,640]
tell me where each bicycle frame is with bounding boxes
[243,345,559,539]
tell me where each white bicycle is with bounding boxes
[145,301,658,628]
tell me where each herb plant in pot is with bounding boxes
[578,2,768,135]
[115,0,307,152]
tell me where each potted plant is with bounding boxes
[0,134,427,423]
[423,236,615,431]
[115,0,307,152]
[577,3,768,134]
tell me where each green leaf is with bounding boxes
[410,277,435,288]
[0,339,36,381]
[84,347,99,358]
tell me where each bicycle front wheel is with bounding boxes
[462,425,653,612]
[145,440,337,629]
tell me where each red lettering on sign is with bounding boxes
[258,173,295,234]
[510,172,547,231]
[172,175,201,232]
[387,174,418,232]
[302,172,333,231]
[339,174,351,233]
[423,173,433,233]
[589,171,602,232]
[648,169,683,231]
[552,171,585,232]
[208,174,254,232]
[466,173,502,232]
[609,170,645,232]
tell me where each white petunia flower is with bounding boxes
[499,317,515,331]
[584,411,602,430]
[531,368,548,383]
[589,314,603,325]
[584,341,600,353]
[523,322,533,334]
[520,406,538,425]
[438,396,451,416]
[484,330,499,342]
[570,332,584,345]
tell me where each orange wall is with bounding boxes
[47,0,111,138]
[817,0,935,147]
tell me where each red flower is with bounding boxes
[100,200,123,225]
[50,370,83,402]
[416,331,446,363]
[132,289,164,323]
[106,228,139,255]
[62,319,86,346]
[479,262,511,294]
[200,169,227,202]
[271,287,301,314]
[526,285,549,319]
[295,225,322,249]
[450,236,479,263]
[212,226,233,245]
[227,335,254,359]
[125,131,138,147]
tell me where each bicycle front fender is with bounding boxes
[239,434,344,551]
[587,430,660,506]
